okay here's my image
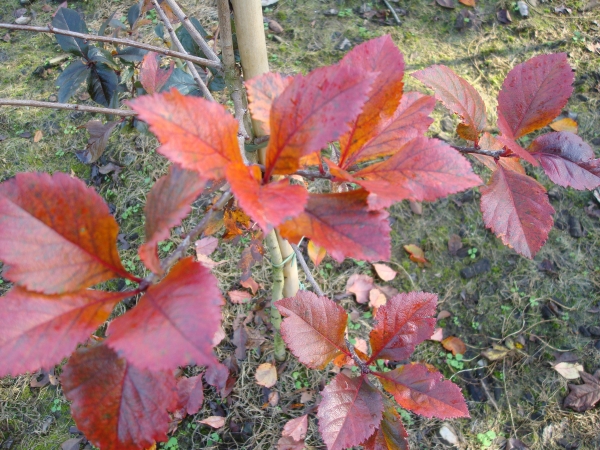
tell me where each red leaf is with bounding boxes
[529,132,600,190]
[337,36,405,167]
[348,137,481,210]
[378,363,469,419]
[0,287,132,376]
[226,162,307,233]
[282,414,309,442]
[276,291,349,369]
[412,65,486,142]
[0,172,129,294]
[129,90,241,180]
[177,375,204,415]
[246,72,293,134]
[140,52,174,95]
[139,165,206,274]
[204,362,229,391]
[480,164,554,258]
[278,190,391,262]
[318,373,384,450]
[339,92,435,169]
[263,63,376,179]
[107,258,223,370]
[368,292,437,364]
[497,53,574,140]
[362,405,409,450]
[62,343,178,450]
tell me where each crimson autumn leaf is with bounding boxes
[496,53,574,165]
[480,164,554,258]
[339,92,436,170]
[278,190,391,262]
[332,137,481,210]
[0,172,130,294]
[62,343,178,450]
[177,375,205,415]
[276,290,349,369]
[140,52,174,95]
[139,165,206,274]
[246,72,292,134]
[225,162,307,233]
[129,89,241,180]
[528,131,600,190]
[563,371,600,412]
[412,64,486,142]
[367,292,437,364]
[337,35,405,167]
[378,363,469,419]
[263,63,376,179]
[106,257,223,370]
[362,405,409,450]
[318,373,384,450]
[0,287,132,377]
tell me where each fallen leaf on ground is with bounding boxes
[563,371,600,412]
[269,391,280,407]
[409,200,422,215]
[282,414,308,442]
[307,240,327,267]
[195,236,219,256]
[229,290,253,304]
[33,130,43,143]
[199,416,225,428]
[436,0,456,8]
[277,436,305,450]
[437,310,451,320]
[373,263,396,281]
[241,277,260,294]
[430,327,444,341]
[550,117,578,133]
[346,273,374,304]
[404,244,427,263]
[448,234,462,255]
[300,390,314,403]
[255,362,278,388]
[76,120,119,164]
[481,343,511,361]
[459,0,475,5]
[553,362,584,380]
[442,336,466,355]
[212,326,226,346]
[369,288,387,308]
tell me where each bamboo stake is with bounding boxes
[0,23,221,69]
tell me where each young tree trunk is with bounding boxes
[229,0,299,360]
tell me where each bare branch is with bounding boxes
[294,170,333,180]
[0,23,221,69]
[0,98,136,117]
[451,145,505,158]
[382,0,402,25]
[290,244,324,297]
[163,0,221,63]
[151,0,214,101]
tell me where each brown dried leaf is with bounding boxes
[372,263,397,281]
[448,234,463,255]
[199,416,225,429]
[442,336,466,355]
[404,244,427,263]
[368,289,387,309]
[76,120,119,164]
[346,273,374,304]
[255,363,278,388]
[228,290,253,304]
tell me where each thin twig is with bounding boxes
[163,0,221,63]
[381,0,402,24]
[480,377,500,412]
[142,190,232,287]
[503,359,517,437]
[291,244,324,297]
[0,23,221,69]
[528,333,572,352]
[345,339,369,373]
[451,145,505,158]
[151,0,214,101]
[294,170,333,180]
[0,98,136,116]
[217,0,250,145]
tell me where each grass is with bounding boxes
[1,0,600,448]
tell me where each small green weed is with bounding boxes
[467,247,478,259]
[161,437,178,450]
[441,352,464,370]
[476,430,497,448]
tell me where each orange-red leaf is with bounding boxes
[107,258,223,370]
[278,190,391,262]
[276,291,349,369]
[338,36,405,167]
[226,162,307,233]
[339,92,435,169]
[403,244,427,264]
[368,292,437,364]
[442,336,467,355]
[140,52,174,95]
[264,64,376,178]
[480,164,554,258]
[378,363,469,419]
[0,172,128,294]
[412,65,486,142]
[139,165,206,274]
[62,343,178,450]
[362,405,409,450]
[0,287,132,377]
[129,90,241,180]
[349,137,481,210]
[177,375,204,415]
[318,374,384,450]
[307,240,327,267]
[246,72,292,134]
[529,131,600,190]
[550,117,578,133]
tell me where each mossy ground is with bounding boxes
[1,0,600,448]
